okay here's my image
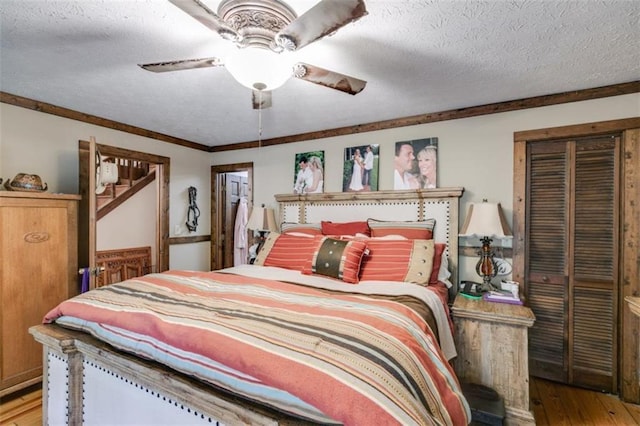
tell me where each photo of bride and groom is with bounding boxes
[343,144,379,192]
[393,137,438,190]
[293,151,325,194]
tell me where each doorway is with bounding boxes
[78,140,170,289]
[210,163,253,270]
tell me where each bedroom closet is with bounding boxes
[527,135,618,393]
[512,117,640,403]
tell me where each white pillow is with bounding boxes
[354,233,408,240]
[438,254,453,288]
[284,232,315,238]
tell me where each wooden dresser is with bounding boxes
[451,294,536,425]
[0,191,80,396]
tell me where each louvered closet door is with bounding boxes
[571,137,618,391]
[527,136,618,393]
[527,141,570,383]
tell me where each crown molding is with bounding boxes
[2,80,638,153]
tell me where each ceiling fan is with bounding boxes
[139,0,368,109]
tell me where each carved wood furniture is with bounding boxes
[451,294,536,425]
[0,192,80,396]
[95,246,152,287]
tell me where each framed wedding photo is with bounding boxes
[393,137,438,190]
[343,144,379,192]
[293,151,324,194]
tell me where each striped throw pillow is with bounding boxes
[255,233,320,271]
[359,239,435,285]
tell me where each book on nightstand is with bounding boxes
[483,290,523,305]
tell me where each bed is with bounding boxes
[30,188,470,425]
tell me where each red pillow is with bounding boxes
[429,243,446,284]
[321,221,370,237]
[303,237,368,284]
[367,218,435,240]
[254,233,320,271]
[359,239,435,284]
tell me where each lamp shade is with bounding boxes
[225,47,293,91]
[460,201,512,238]
[247,204,277,232]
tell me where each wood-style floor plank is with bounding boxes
[578,386,627,425]
[595,391,640,425]
[532,378,572,425]
[0,387,42,426]
[556,381,605,426]
[2,378,640,425]
[531,377,640,426]
[529,376,550,425]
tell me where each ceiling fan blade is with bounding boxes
[168,0,240,42]
[276,0,367,51]
[252,90,272,110]
[293,63,366,95]
[138,57,223,73]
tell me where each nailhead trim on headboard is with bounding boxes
[275,188,464,293]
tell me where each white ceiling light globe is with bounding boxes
[225,47,293,91]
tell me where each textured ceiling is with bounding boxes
[1,0,639,148]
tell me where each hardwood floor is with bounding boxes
[530,378,640,426]
[0,385,42,426]
[2,378,640,425]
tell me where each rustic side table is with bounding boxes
[451,295,536,425]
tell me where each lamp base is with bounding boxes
[476,236,498,292]
[255,231,268,253]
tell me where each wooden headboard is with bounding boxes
[275,188,464,292]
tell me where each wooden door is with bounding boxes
[78,138,99,289]
[223,173,248,268]
[570,137,618,391]
[526,136,618,393]
[210,163,253,271]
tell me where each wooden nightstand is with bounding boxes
[451,294,536,426]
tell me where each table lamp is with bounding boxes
[247,203,277,254]
[460,200,512,292]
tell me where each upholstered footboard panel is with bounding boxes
[45,351,72,425]
[31,324,298,426]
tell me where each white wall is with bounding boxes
[2,94,638,279]
[210,93,640,282]
[97,183,157,256]
[0,103,211,270]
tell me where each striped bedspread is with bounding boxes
[44,266,470,425]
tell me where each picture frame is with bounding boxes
[393,137,438,190]
[293,151,324,194]
[343,144,379,192]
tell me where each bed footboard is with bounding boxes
[29,324,306,425]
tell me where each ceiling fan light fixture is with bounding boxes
[225,47,292,91]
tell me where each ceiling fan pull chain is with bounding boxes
[258,90,263,148]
